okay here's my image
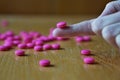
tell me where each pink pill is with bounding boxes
[18,43,26,49]
[76,37,84,42]
[39,59,50,67]
[13,40,21,46]
[15,50,25,56]
[52,44,60,49]
[56,37,69,41]
[43,44,52,50]
[5,37,14,41]
[22,36,33,43]
[5,30,14,37]
[0,34,7,40]
[81,49,91,55]
[0,46,7,51]
[56,21,67,28]
[3,43,12,49]
[35,40,44,46]
[83,36,91,41]
[13,35,21,40]
[83,57,95,64]
[26,43,34,48]
[34,46,43,51]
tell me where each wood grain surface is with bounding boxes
[0,15,119,80]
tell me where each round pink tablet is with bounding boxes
[0,46,7,51]
[34,46,43,51]
[39,59,50,67]
[18,43,26,49]
[35,40,44,46]
[81,49,91,55]
[76,37,84,42]
[13,40,21,46]
[26,43,34,48]
[83,36,91,41]
[15,50,25,56]
[52,44,60,50]
[83,57,95,64]
[56,21,67,28]
[43,44,52,50]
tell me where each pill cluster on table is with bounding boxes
[0,21,95,67]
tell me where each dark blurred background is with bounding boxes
[0,0,111,15]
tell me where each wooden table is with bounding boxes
[0,15,119,80]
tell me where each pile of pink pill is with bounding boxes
[0,30,68,56]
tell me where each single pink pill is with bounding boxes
[5,30,14,37]
[18,43,26,49]
[56,37,69,41]
[0,46,7,51]
[39,59,50,67]
[83,36,91,41]
[83,57,95,64]
[13,35,21,40]
[81,49,91,55]
[13,40,21,46]
[35,40,44,46]
[43,44,52,50]
[52,44,60,50]
[76,37,84,42]
[15,50,25,56]
[34,46,43,51]
[3,43,12,49]
[56,21,67,28]
[26,43,34,48]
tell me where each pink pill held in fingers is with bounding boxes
[52,44,60,50]
[43,44,52,50]
[39,59,50,67]
[56,21,67,28]
[81,49,91,55]
[83,57,95,64]
[15,50,25,56]
[34,46,43,51]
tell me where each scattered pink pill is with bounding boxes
[35,40,44,46]
[57,37,69,41]
[81,49,91,55]
[5,31,14,37]
[39,59,50,67]
[13,40,21,46]
[76,37,84,42]
[18,43,26,49]
[56,21,67,28]
[83,36,91,41]
[52,44,60,50]
[15,50,25,56]
[83,57,95,64]
[3,43,12,49]
[34,46,43,51]
[26,43,34,48]
[43,44,52,50]
[0,46,7,51]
